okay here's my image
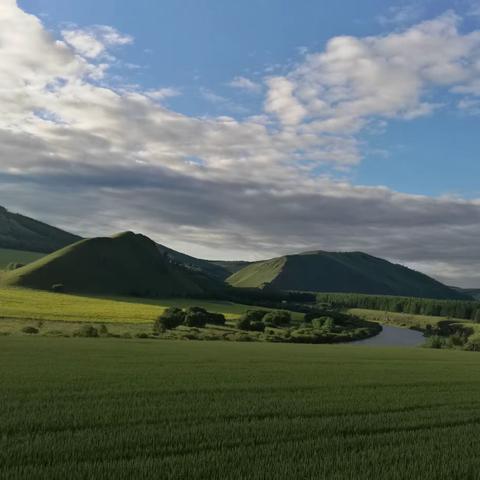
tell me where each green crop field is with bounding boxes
[0,247,43,269]
[1,336,480,479]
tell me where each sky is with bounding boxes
[1,0,480,286]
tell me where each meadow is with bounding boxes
[0,286,311,341]
[0,286,259,324]
[1,336,480,479]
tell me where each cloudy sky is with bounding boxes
[2,0,480,286]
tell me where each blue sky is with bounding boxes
[3,0,480,285]
[20,0,480,197]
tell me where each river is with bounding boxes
[351,325,425,347]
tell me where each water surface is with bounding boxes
[351,325,424,347]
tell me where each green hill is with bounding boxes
[227,251,468,300]
[0,206,80,253]
[1,232,225,298]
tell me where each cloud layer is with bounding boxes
[1,2,480,285]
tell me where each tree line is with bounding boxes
[316,293,480,321]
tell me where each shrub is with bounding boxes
[424,335,445,349]
[249,321,266,332]
[186,306,207,314]
[207,312,226,325]
[51,284,65,293]
[183,310,208,328]
[236,317,251,331]
[135,333,150,339]
[154,307,185,332]
[311,316,335,330]
[21,326,39,334]
[447,332,467,348]
[98,324,109,336]
[464,337,480,351]
[262,310,292,327]
[73,325,99,338]
[243,310,268,322]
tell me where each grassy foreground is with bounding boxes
[2,337,480,479]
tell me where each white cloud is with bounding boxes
[265,12,480,132]
[146,87,181,100]
[264,77,307,126]
[458,97,480,114]
[377,4,425,26]
[228,76,261,93]
[62,25,133,59]
[2,3,480,284]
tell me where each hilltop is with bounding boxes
[1,232,225,298]
[227,251,468,300]
[0,206,80,253]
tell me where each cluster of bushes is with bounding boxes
[235,310,292,332]
[287,312,381,344]
[424,334,480,351]
[316,292,480,321]
[154,307,225,332]
[72,324,110,338]
[21,326,39,334]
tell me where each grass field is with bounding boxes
[0,247,43,269]
[0,286,265,324]
[1,336,480,479]
[348,308,454,329]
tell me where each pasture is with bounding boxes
[1,336,480,479]
[0,286,260,324]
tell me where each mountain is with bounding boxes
[157,243,248,280]
[227,251,468,300]
[0,206,81,253]
[1,231,225,298]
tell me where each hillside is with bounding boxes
[1,232,225,298]
[157,243,248,280]
[0,206,80,253]
[227,251,468,300]
[0,248,44,269]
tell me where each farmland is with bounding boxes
[1,336,480,479]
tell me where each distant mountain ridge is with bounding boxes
[157,243,248,280]
[0,206,81,253]
[227,251,469,300]
[451,287,480,301]
[1,232,225,298]
[0,206,470,300]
